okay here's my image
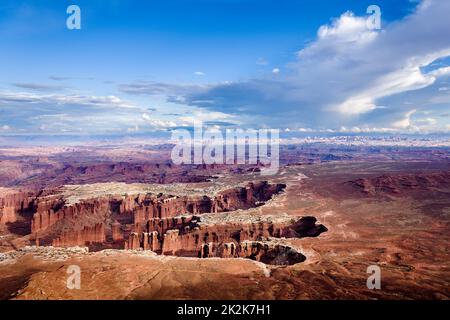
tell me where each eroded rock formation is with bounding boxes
[125,216,326,265]
[0,191,35,225]
[52,223,106,247]
[31,196,112,233]
[30,181,285,235]
[0,181,323,265]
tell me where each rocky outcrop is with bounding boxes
[280,216,329,238]
[124,231,160,251]
[236,241,306,265]
[125,216,326,265]
[31,196,113,233]
[30,196,64,233]
[31,182,285,238]
[52,223,105,247]
[111,220,123,241]
[8,181,285,248]
[130,181,286,227]
[3,180,317,266]
[0,191,35,225]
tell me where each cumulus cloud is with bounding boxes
[155,0,450,133]
[4,0,450,136]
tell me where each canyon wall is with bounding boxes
[52,223,106,247]
[29,181,285,244]
[31,196,113,233]
[124,216,326,265]
[0,192,35,225]
[1,181,314,265]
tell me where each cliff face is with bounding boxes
[125,216,326,265]
[31,196,113,233]
[129,181,286,225]
[124,231,160,251]
[52,181,291,259]
[52,223,106,247]
[0,181,321,266]
[0,192,36,225]
[29,181,285,237]
[111,221,123,241]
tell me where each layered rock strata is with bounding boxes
[125,216,326,265]
[0,181,326,265]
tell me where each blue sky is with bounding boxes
[0,0,449,137]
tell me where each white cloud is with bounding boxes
[392,109,416,129]
[0,91,141,110]
[177,0,450,133]
[177,110,235,124]
[297,8,450,116]
[429,66,450,77]
[141,113,178,129]
[315,11,378,45]
[4,0,450,136]
[0,90,152,135]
